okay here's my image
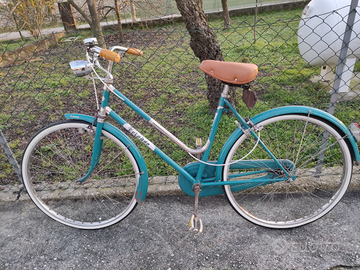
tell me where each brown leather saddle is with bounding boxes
[200,60,258,109]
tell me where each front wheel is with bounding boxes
[223,114,352,228]
[22,120,141,229]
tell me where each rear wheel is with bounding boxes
[223,114,352,228]
[22,120,141,229]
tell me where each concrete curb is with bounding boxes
[3,170,360,202]
[0,175,183,202]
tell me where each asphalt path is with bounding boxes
[2,190,360,269]
[0,15,181,41]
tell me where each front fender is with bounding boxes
[65,113,148,204]
[216,106,360,180]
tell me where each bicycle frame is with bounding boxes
[70,82,292,191]
[65,45,360,201]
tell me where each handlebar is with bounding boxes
[83,38,143,64]
[73,38,143,80]
[89,45,143,63]
[109,45,143,57]
[127,48,143,56]
[99,49,121,63]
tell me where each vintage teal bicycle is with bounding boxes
[21,38,360,231]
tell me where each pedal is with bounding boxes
[189,214,195,230]
[189,214,203,234]
[196,138,202,159]
[196,138,202,148]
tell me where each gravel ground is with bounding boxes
[1,189,360,269]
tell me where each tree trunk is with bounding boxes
[68,0,92,27]
[58,2,77,32]
[114,0,124,42]
[175,0,234,113]
[86,0,106,48]
[129,0,137,24]
[12,14,24,40]
[221,0,230,29]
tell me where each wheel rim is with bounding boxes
[22,122,140,229]
[223,115,352,228]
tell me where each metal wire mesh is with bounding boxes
[1,4,360,188]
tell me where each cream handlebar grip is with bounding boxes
[127,48,143,56]
[99,49,121,62]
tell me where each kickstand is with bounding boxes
[189,183,203,235]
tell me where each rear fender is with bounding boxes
[216,106,360,180]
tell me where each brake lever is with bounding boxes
[94,59,113,80]
[116,52,137,68]
[84,75,105,81]
[122,58,137,67]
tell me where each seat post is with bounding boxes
[221,84,230,97]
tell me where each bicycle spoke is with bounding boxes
[22,121,140,229]
[223,115,351,228]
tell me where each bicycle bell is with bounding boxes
[69,60,93,77]
[83,37,98,47]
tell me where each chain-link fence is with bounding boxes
[0,0,308,39]
[1,3,360,189]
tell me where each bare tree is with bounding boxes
[8,0,56,39]
[175,0,234,113]
[129,0,137,24]
[86,0,106,48]
[68,0,93,27]
[67,0,130,47]
[0,0,25,38]
[63,0,105,47]
[0,0,19,34]
[221,0,230,28]
[114,0,125,42]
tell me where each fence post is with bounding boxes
[0,130,22,183]
[328,0,358,113]
[316,0,358,176]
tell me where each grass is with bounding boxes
[1,8,360,184]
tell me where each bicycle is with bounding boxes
[21,37,360,231]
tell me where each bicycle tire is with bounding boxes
[222,114,352,229]
[22,120,140,229]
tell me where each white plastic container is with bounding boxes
[298,0,360,66]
